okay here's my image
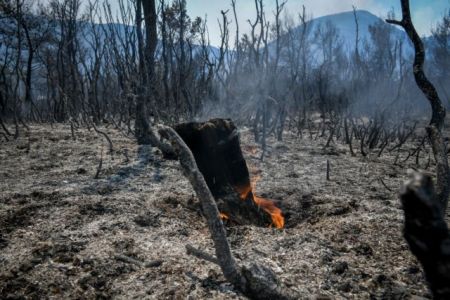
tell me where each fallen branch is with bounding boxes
[144,260,163,268]
[115,254,144,266]
[400,173,450,299]
[185,244,220,265]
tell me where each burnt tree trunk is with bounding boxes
[400,174,450,299]
[387,0,450,210]
[135,0,151,145]
[174,119,272,226]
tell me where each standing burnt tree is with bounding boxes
[387,0,450,210]
[134,0,154,144]
[132,0,175,157]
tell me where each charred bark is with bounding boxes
[134,0,151,145]
[400,174,450,299]
[174,119,271,226]
[135,0,159,145]
[141,0,157,82]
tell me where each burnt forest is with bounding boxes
[0,0,450,299]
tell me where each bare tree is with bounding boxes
[134,0,155,144]
[430,10,450,105]
[387,0,450,210]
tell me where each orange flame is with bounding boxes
[253,195,285,229]
[219,212,229,220]
[236,174,285,229]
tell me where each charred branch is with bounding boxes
[158,125,297,300]
[400,174,450,299]
[158,125,243,286]
[387,0,450,209]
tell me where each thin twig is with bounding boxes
[185,244,220,265]
[94,146,103,179]
[92,121,113,155]
[114,254,163,268]
[379,177,393,192]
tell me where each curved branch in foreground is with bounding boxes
[157,125,297,300]
[400,174,450,299]
[386,0,449,209]
[158,125,243,286]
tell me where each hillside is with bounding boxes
[1,2,449,298]
[268,9,415,62]
[307,10,409,52]
[0,10,431,63]
[0,123,434,299]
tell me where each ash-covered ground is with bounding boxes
[0,124,434,299]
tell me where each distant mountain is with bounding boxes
[270,10,420,63]
[0,15,220,65]
[310,10,408,51]
[0,10,440,68]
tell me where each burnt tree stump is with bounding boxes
[174,119,273,227]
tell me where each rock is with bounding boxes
[134,213,160,227]
[321,253,333,264]
[337,281,352,293]
[354,243,374,256]
[76,168,87,174]
[332,261,348,275]
[374,274,389,284]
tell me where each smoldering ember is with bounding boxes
[0,0,450,298]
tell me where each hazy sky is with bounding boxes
[98,0,450,46]
[182,0,449,46]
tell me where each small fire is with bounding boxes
[236,174,285,229]
[219,212,229,220]
[253,195,285,229]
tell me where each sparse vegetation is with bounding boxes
[0,0,449,298]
